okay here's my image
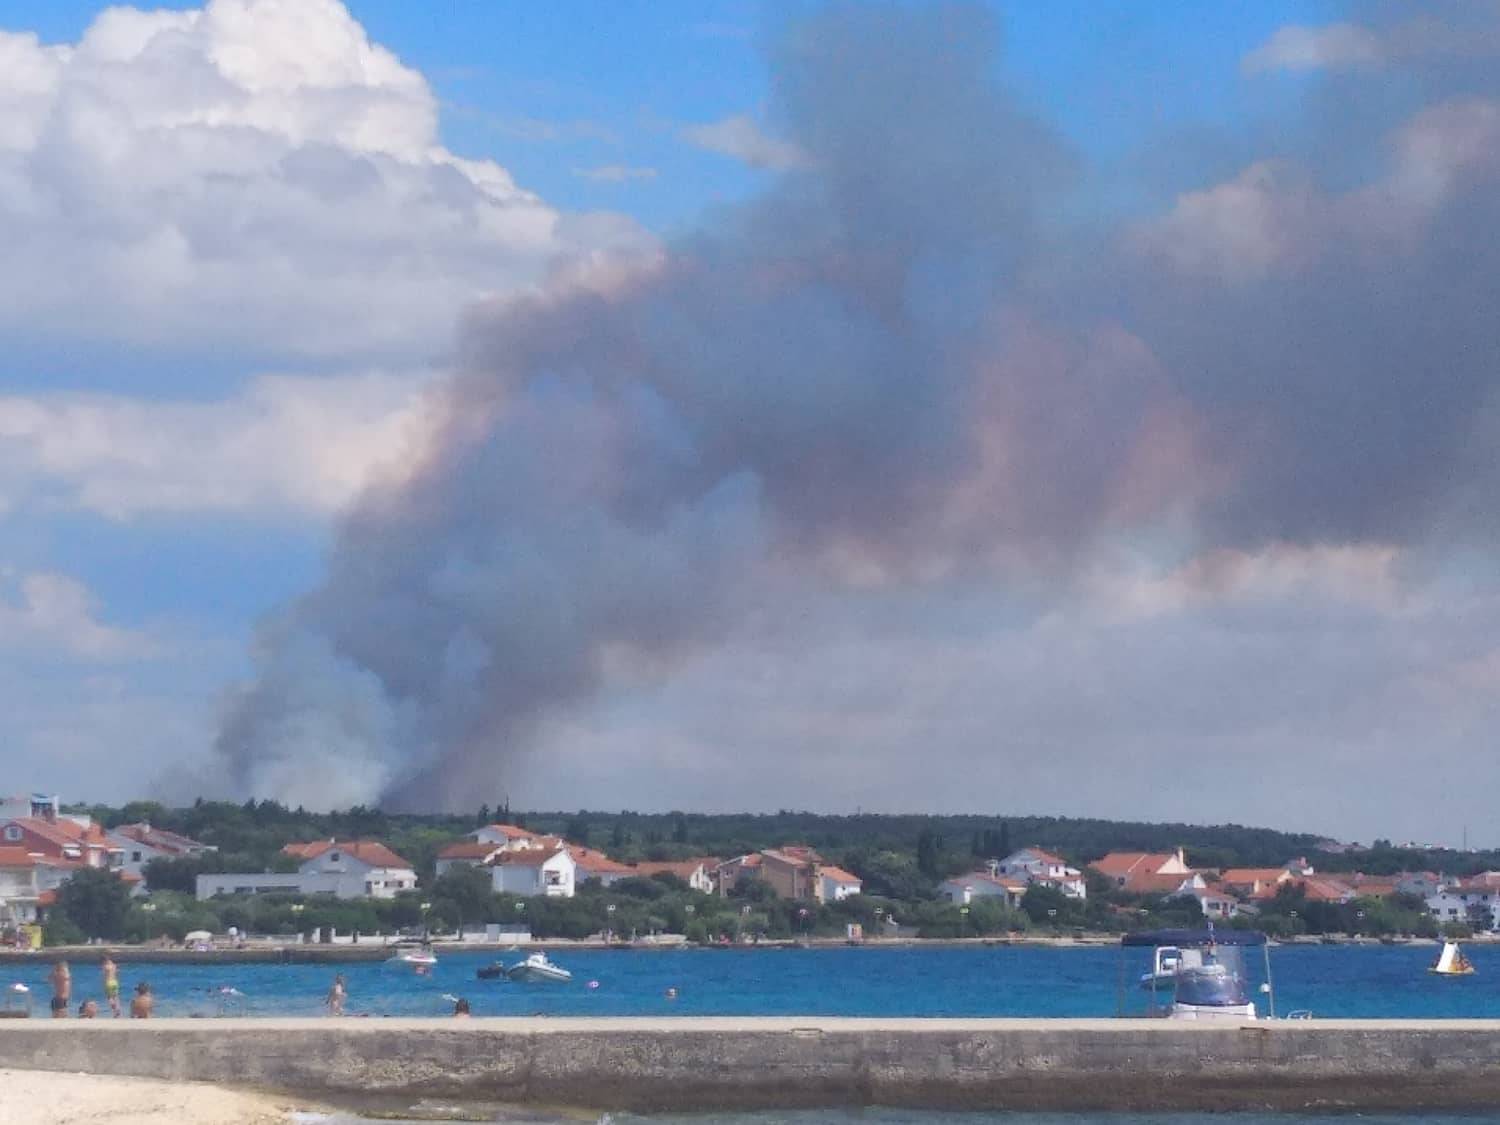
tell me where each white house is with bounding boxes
[941,871,1028,908]
[1427,876,1500,931]
[486,847,576,897]
[0,794,60,822]
[108,822,216,882]
[817,865,863,902]
[196,840,417,901]
[992,847,1088,900]
[435,841,506,877]
[996,847,1072,880]
[470,824,553,850]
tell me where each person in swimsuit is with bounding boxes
[48,960,70,1018]
[325,973,346,1016]
[101,956,120,1017]
[78,999,99,1018]
[129,981,152,1018]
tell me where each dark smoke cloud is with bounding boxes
[217,2,1500,810]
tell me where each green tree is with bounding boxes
[428,863,493,921]
[55,867,133,940]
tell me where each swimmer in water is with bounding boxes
[664,987,678,1000]
[453,997,471,1017]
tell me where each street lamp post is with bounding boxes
[959,904,970,938]
[605,902,616,944]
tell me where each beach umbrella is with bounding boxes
[184,930,213,943]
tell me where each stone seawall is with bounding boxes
[3,1018,1500,1111]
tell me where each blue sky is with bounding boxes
[4,0,1500,843]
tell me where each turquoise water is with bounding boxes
[9,943,1500,1019]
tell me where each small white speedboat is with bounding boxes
[505,951,571,983]
[389,945,438,968]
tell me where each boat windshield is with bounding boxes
[1174,946,1251,1007]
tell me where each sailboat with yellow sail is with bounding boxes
[1430,941,1476,976]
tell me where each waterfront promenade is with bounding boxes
[5,1017,1500,1112]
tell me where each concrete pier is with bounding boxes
[3,1018,1500,1112]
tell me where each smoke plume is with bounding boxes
[217,2,1500,810]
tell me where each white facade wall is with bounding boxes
[489,851,576,898]
[1427,887,1500,930]
[197,873,309,900]
[196,858,417,901]
[295,850,416,899]
[819,874,862,901]
[940,878,1023,908]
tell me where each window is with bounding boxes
[2,826,19,842]
[131,851,142,863]
[330,852,341,862]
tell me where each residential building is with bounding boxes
[469,824,552,850]
[631,858,718,894]
[0,847,77,927]
[995,847,1073,881]
[0,815,123,870]
[108,822,216,881]
[1196,889,1242,919]
[1091,848,1191,894]
[941,871,1028,909]
[195,840,417,901]
[1219,867,1296,897]
[435,841,506,877]
[714,853,763,895]
[817,865,863,902]
[760,847,823,901]
[486,847,576,897]
[0,794,61,822]
[570,846,636,887]
[1426,874,1500,931]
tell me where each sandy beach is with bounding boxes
[0,1068,303,1124]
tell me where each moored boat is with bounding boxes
[505,951,572,983]
[1122,928,1275,1021]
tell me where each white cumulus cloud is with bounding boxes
[0,571,154,660]
[0,0,649,360]
[0,370,438,520]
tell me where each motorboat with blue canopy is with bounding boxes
[1120,928,1274,1021]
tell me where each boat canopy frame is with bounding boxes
[1117,927,1274,1017]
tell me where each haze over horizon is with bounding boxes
[3,1,1500,846]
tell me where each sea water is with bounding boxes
[9,942,1500,1019]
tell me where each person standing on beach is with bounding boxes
[326,973,346,1016]
[100,956,120,1017]
[130,981,153,1019]
[48,960,70,1018]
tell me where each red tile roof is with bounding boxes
[477,824,543,841]
[489,847,567,868]
[0,846,39,867]
[114,823,209,854]
[1221,868,1291,885]
[569,846,634,875]
[438,841,501,860]
[1091,852,1165,877]
[817,865,862,885]
[281,840,414,869]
